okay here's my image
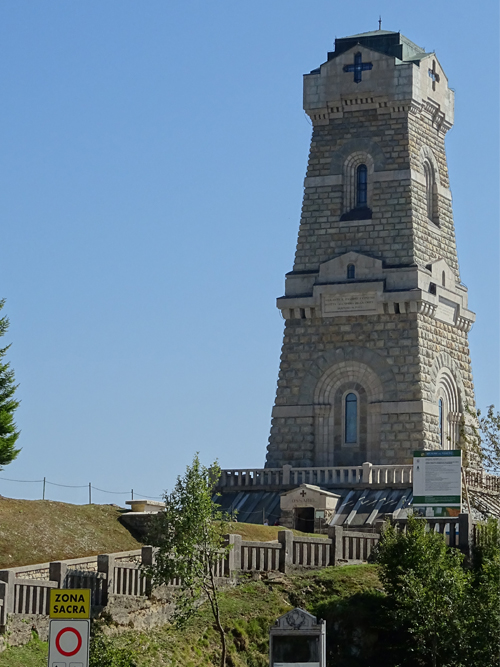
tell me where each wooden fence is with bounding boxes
[0,515,477,629]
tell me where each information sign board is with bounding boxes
[412,450,462,517]
[49,589,91,619]
[48,619,90,667]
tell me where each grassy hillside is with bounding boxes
[0,564,384,667]
[226,522,328,541]
[0,498,322,569]
[0,498,142,568]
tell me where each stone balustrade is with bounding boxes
[218,462,413,489]
[465,468,500,494]
[219,464,500,494]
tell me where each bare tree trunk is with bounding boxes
[207,567,226,667]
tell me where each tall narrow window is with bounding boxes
[438,398,444,448]
[347,264,355,279]
[356,164,368,207]
[424,161,435,221]
[345,393,358,443]
[442,271,446,287]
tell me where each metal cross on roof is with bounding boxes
[343,52,373,84]
[428,60,440,91]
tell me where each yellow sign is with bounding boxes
[49,589,91,619]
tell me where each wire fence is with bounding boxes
[0,475,163,504]
[0,479,281,525]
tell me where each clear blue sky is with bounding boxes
[0,1,498,504]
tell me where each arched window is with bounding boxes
[435,366,461,449]
[341,152,374,221]
[345,393,358,443]
[438,398,444,448]
[356,164,368,207]
[347,264,355,280]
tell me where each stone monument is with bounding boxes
[269,608,326,667]
[265,29,476,470]
[215,29,493,530]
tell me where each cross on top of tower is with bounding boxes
[343,52,373,83]
[428,60,440,90]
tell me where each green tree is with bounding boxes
[0,300,20,467]
[145,454,232,667]
[465,518,500,667]
[375,516,470,667]
[463,405,500,474]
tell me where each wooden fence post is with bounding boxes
[225,534,242,577]
[328,526,344,566]
[141,546,156,597]
[49,562,68,588]
[458,513,473,557]
[97,554,116,606]
[0,581,7,627]
[278,530,293,573]
[0,571,15,623]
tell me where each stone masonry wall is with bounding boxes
[267,311,425,468]
[417,312,476,449]
[408,111,460,277]
[293,109,416,272]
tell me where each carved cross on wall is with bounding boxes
[428,60,440,91]
[300,490,307,498]
[343,52,373,83]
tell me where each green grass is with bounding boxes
[0,565,383,667]
[0,498,142,568]
[0,633,48,667]
[0,494,321,570]
[225,522,328,541]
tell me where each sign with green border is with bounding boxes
[412,450,462,518]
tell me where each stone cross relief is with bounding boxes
[300,490,307,498]
[343,52,373,83]
[428,60,440,91]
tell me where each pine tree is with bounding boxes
[0,300,20,467]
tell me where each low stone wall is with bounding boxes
[97,590,176,635]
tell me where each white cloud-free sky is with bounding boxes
[0,1,498,504]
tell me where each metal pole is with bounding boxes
[42,477,46,500]
[89,483,92,505]
[131,489,134,500]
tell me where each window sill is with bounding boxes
[340,207,372,222]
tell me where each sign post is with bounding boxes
[48,590,91,667]
[412,450,462,517]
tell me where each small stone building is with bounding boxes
[280,484,340,532]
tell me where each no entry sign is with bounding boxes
[48,619,90,667]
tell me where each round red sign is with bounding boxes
[55,627,82,657]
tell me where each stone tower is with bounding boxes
[266,30,476,469]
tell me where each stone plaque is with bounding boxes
[322,292,377,315]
